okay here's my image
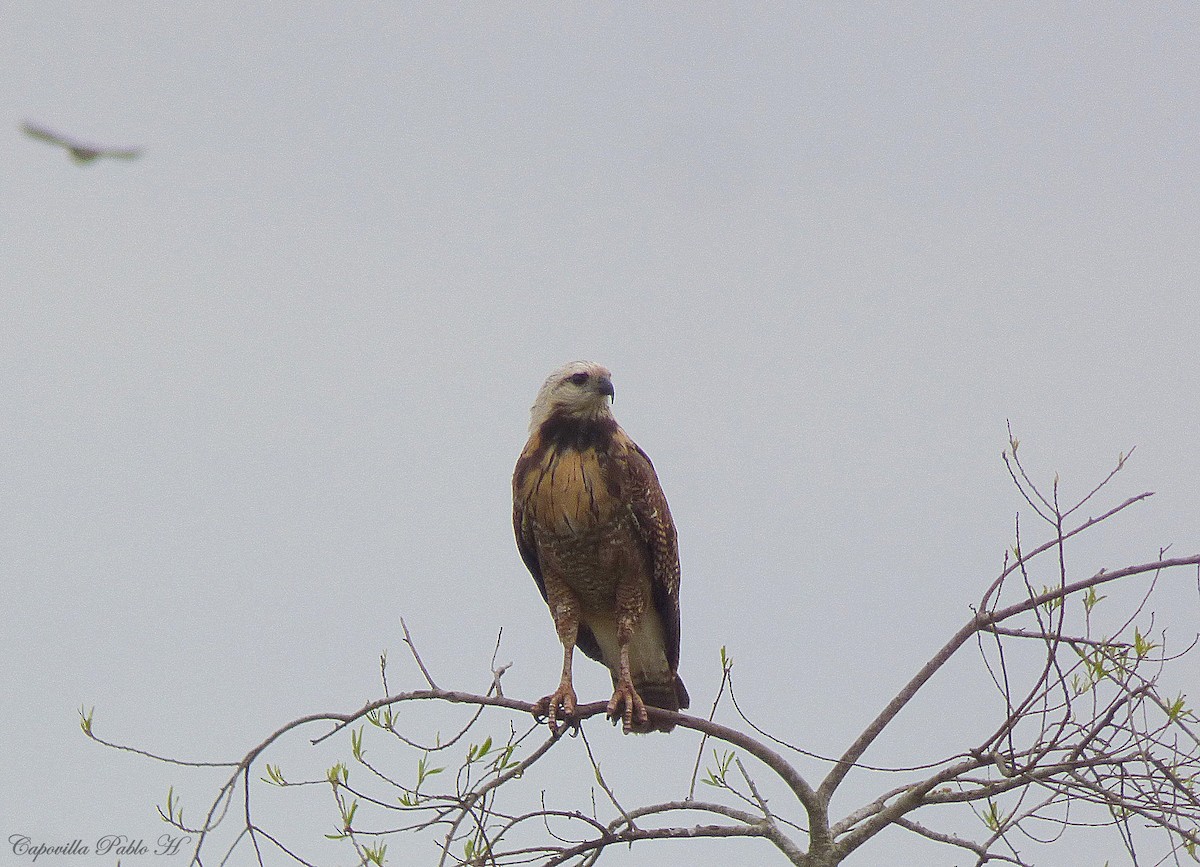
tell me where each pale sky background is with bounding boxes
[3,4,1199,866]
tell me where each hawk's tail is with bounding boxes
[630,672,690,733]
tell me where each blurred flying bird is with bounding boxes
[21,121,141,164]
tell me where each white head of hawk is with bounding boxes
[528,361,615,432]
[513,361,688,734]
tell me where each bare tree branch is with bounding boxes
[87,445,1200,867]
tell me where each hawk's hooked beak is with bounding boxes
[598,377,615,401]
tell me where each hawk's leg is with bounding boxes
[607,643,649,734]
[607,613,650,734]
[534,580,580,733]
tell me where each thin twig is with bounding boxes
[688,653,732,799]
[579,727,634,831]
[401,617,439,689]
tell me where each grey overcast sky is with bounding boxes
[3,4,1198,866]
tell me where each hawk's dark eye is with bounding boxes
[569,372,590,385]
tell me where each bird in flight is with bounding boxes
[513,362,689,734]
[21,121,141,164]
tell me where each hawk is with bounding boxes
[22,122,141,164]
[513,362,689,733]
